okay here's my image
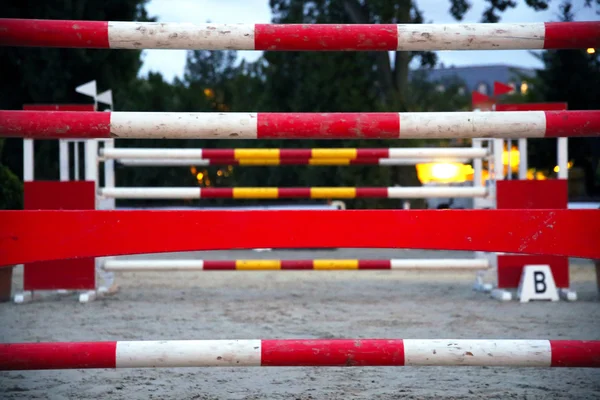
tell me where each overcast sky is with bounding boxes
[139,0,597,82]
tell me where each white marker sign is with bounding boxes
[517,265,559,303]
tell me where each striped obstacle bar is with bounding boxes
[1,210,599,267]
[115,157,472,166]
[1,339,599,370]
[1,110,600,140]
[101,147,490,160]
[98,186,487,199]
[1,19,598,51]
[102,147,488,166]
[102,258,490,272]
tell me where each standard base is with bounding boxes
[489,288,578,302]
[78,290,98,303]
[14,291,33,304]
[14,289,103,304]
[473,282,494,293]
[558,288,577,301]
[490,288,512,301]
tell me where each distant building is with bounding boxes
[409,64,536,96]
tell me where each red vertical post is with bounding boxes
[23,181,97,290]
[21,103,97,292]
[496,180,569,288]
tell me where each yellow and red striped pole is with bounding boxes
[102,259,490,272]
[99,186,488,199]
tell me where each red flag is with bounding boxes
[494,81,514,96]
[471,91,495,110]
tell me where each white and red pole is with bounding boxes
[1,19,598,51]
[1,339,599,370]
[1,111,599,140]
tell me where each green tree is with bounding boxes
[0,0,153,182]
[269,0,599,112]
[516,2,600,195]
[0,139,23,209]
[260,0,598,206]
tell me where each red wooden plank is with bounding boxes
[0,210,598,266]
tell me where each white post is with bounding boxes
[74,142,80,180]
[101,139,116,210]
[59,140,69,181]
[473,139,483,188]
[506,139,512,180]
[23,139,34,182]
[85,140,98,182]
[85,139,99,210]
[518,138,528,180]
[103,139,115,190]
[493,139,504,181]
[557,137,568,179]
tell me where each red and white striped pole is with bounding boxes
[1,111,599,140]
[1,339,599,370]
[1,19,598,50]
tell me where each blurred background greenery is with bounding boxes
[1,0,598,209]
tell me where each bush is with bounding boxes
[0,163,23,210]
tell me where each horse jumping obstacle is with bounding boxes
[101,258,490,272]
[1,339,599,370]
[1,17,599,387]
[17,135,495,300]
[1,110,599,139]
[1,19,598,51]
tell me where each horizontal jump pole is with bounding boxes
[1,210,598,266]
[114,157,472,166]
[1,110,599,140]
[100,147,490,160]
[101,258,490,272]
[1,339,599,370]
[98,187,488,199]
[1,19,598,51]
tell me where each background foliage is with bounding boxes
[1,0,598,209]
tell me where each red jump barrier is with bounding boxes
[1,209,599,267]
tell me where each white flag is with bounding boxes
[97,89,113,106]
[75,80,97,98]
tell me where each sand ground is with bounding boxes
[1,248,599,399]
